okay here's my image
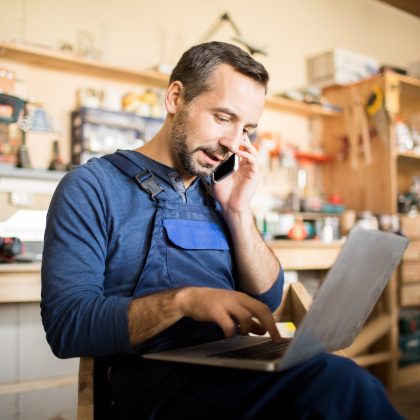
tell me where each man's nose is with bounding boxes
[220,125,244,151]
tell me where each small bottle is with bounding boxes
[48,140,67,171]
[395,117,413,151]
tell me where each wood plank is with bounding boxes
[0,263,41,273]
[290,282,313,327]
[400,283,420,306]
[0,374,77,396]
[273,283,291,322]
[352,351,392,367]
[400,216,420,239]
[78,357,94,420]
[397,151,420,161]
[401,262,420,283]
[269,241,342,271]
[274,282,313,328]
[0,271,41,302]
[397,363,420,387]
[344,314,391,357]
[403,241,420,261]
[0,41,168,88]
[265,96,341,118]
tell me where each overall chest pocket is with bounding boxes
[163,219,234,290]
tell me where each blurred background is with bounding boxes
[0,1,419,419]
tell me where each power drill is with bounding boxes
[0,237,23,261]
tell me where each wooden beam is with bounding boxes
[78,357,94,420]
[290,282,313,327]
[397,363,420,388]
[352,351,392,367]
[343,314,391,357]
[0,374,77,396]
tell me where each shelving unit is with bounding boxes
[0,41,341,119]
[397,151,420,160]
[0,165,66,181]
[0,41,168,88]
[70,107,163,165]
[265,95,340,118]
[322,74,420,389]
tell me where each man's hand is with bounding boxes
[212,138,259,214]
[177,287,281,341]
[128,287,281,347]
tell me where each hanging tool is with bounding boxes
[344,90,372,169]
[0,93,31,168]
[366,85,389,144]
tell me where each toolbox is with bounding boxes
[399,331,420,367]
[399,309,420,334]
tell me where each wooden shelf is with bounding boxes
[268,240,342,270]
[265,96,341,118]
[397,363,420,388]
[0,41,168,88]
[0,165,67,180]
[0,263,41,303]
[0,41,341,118]
[0,374,77,396]
[397,151,420,160]
[393,73,420,90]
[324,72,420,92]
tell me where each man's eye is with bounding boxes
[216,115,230,123]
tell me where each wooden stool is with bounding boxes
[78,356,94,420]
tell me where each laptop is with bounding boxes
[143,227,408,372]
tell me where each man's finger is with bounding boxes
[249,319,267,336]
[239,296,282,342]
[229,305,253,335]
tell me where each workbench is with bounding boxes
[0,240,343,303]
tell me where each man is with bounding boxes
[41,42,402,419]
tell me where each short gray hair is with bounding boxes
[169,41,269,103]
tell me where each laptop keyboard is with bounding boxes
[208,338,292,360]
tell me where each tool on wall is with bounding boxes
[0,93,31,168]
[198,12,267,56]
[0,93,59,169]
[344,90,372,169]
[366,86,389,144]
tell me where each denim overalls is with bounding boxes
[103,151,235,351]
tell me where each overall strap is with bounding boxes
[102,152,165,201]
[199,178,217,208]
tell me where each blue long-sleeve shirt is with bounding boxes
[41,150,283,358]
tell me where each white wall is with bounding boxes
[0,0,419,201]
[0,0,419,93]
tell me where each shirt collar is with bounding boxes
[118,149,203,193]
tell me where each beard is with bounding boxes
[171,108,229,178]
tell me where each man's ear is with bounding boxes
[165,81,184,114]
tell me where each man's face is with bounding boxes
[169,64,266,178]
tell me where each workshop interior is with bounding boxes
[0,0,420,419]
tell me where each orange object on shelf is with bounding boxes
[295,151,334,164]
[287,219,308,240]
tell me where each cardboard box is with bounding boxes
[307,48,379,88]
[408,61,420,79]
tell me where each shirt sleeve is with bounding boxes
[41,166,133,358]
[250,267,284,312]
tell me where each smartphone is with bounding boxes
[212,154,239,183]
